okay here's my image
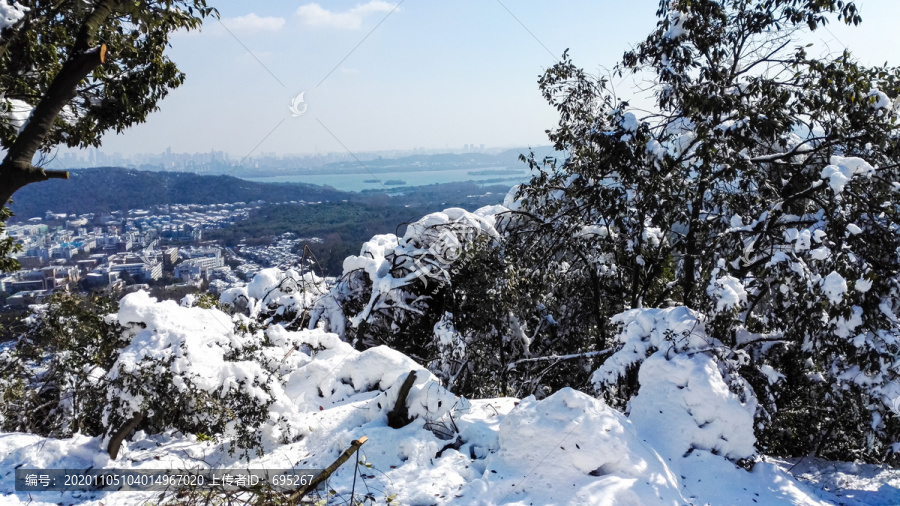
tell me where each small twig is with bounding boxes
[506,348,614,370]
[350,454,360,505]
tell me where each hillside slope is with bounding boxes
[7,167,349,219]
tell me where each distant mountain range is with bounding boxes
[6,163,529,221]
[7,167,350,220]
[6,148,564,220]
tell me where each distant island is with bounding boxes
[468,169,526,176]
[363,179,380,184]
[383,179,407,186]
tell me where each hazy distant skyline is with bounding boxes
[62,0,900,162]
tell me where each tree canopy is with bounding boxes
[510,0,900,462]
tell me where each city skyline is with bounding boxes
[50,141,519,172]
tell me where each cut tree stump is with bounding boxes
[387,370,417,429]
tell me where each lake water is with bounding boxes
[242,167,534,193]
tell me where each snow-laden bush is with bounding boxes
[592,307,757,462]
[294,203,609,398]
[311,206,501,340]
[103,291,309,457]
[219,267,327,330]
[0,293,124,437]
[307,207,528,394]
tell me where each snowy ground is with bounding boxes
[1,292,899,505]
[2,400,900,505]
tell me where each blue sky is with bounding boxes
[92,0,900,158]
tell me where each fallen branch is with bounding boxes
[289,435,368,504]
[436,436,464,458]
[506,349,614,370]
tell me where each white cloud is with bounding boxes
[220,13,285,34]
[295,1,398,30]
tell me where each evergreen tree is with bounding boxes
[514,0,900,461]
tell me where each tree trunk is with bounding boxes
[0,1,116,206]
[107,410,145,460]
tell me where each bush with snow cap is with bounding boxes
[219,266,326,330]
[299,197,610,398]
[312,207,502,340]
[307,206,538,394]
[592,307,757,462]
[460,388,689,504]
[103,291,307,458]
[0,293,124,437]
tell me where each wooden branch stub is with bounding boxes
[387,370,418,429]
[46,169,69,180]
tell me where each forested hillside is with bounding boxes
[6,167,349,218]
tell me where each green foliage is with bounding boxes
[192,292,222,310]
[0,0,215,153]
[0,292,124,436]
[105,365,276,459]
[431,235,604,398]
[0,206,21,273]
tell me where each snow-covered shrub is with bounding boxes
[592,308,757,462]
[0,293,124,437]
[219,267,326,330]
[103,291,306,458]
[312,207,501,343]
[308,208,523,393]
[302,204,602,398]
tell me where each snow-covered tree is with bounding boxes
[299,201,611,398]
[0,293,123,437]
[513,0,900,462]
